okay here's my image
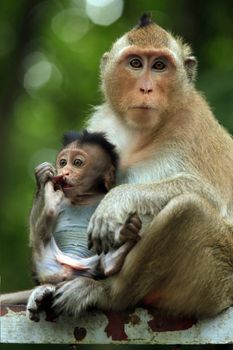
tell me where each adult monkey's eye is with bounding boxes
[153,60,166,71]
[73,159,83,167]
[59,159,67,167]
[129,58,143,69]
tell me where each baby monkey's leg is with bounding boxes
[100,214,142,276]
[55,252,90,270]
[54,214,141,278]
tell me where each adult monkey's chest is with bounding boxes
[117,149,186,186]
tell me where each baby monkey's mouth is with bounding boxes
[52,175,74,190]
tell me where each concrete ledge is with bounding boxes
[1,304,233,344]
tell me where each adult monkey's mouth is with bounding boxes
[131,105,156,110]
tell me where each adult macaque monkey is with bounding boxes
[27,14,233,319]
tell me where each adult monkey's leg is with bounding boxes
[51,194,233,318]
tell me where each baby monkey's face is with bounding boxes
[55,142,111,198]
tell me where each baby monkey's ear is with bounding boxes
[103,165,116,191]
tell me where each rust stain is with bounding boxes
[0,304,26,316]
[147,308,197,332]
[129,313,140,325]
[0,305,7,316]
[104,311,131,340]
[1,303,196,335]
[74,326,87,341]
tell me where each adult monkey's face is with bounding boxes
[100,14,197,131]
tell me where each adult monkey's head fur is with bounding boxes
[100,14,197,130]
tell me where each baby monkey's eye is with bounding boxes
[129,58,143,69]
[59,159,67,167]
[73,159,83,167]
[153,60,167,71]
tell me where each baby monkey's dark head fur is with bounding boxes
[63,129,119,169]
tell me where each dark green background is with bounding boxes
[1,0,233,348]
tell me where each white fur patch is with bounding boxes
[87,105,186,185]
[167,35,182,64]
[126,151,186,185]
[111,34,130,58]
[87,104,135,152]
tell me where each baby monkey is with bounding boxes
[30,130,141,284]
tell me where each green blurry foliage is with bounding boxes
[0,0,232,297]
[0,1,232,350]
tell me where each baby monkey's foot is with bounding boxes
[27,284,56,322]
[100,214,142,276]
[88,212,142,254]
[117,213,142,245]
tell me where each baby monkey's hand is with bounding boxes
[35,162,56,189]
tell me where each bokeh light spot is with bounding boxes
[51,8,90,43]
[86,0,123,26]
[24,61,53,89]
[23,52,62,96]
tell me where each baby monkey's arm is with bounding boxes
[30,162,64,250]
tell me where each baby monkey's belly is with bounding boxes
[36,203,103,283]
[54,226,93,258]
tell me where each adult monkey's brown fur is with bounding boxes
[27,14,233,319]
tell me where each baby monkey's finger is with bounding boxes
[125,222,141,235]
[128,214,142,230]
[120,228,141,242]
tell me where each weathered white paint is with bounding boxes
[1,306,233,344]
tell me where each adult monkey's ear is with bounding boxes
[100,52,110,73]
[184,56,197,82]
[103,164,116,191]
